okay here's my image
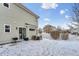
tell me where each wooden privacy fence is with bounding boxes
[50,31,69,40]
[50,31,60,39]
[61,31,69,40]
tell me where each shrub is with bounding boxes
[32,35,42,40]
[32,35,37,40]
[36,36,42,40]
[77,33,79,36]
[50,31,60,39]
[36,36,40,40]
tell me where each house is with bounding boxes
[43,24,56,33]
[70,28,79,35]
[0,3,39,44]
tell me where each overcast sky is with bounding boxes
[23,3,73,29]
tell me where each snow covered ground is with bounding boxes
[0,33,79,56]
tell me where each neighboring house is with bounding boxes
[70,28,79,34]
[43,24,56,33]
[0,3,39,44]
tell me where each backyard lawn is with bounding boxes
[0,33,79,56]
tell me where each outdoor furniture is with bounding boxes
[12,37,18,43]
[23,38,29,41]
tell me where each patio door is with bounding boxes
[19,27,26,39]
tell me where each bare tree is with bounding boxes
[68,3,79,29]
[70,3,79,29]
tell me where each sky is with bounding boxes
[23,3,73,29]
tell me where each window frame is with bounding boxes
[29,28,35,31]
[3,3,10,8]
[4,24,11,33]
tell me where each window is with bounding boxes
[5,25,10,32]
[29,28,35,31]
[3,3,9,8]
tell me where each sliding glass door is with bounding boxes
[19,27,26,39]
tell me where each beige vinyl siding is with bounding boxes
[0,3,38,43]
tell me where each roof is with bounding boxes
[14,3,39,19]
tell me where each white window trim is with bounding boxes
[18,26,26,28]
[2,3,10,8]
[4,24,11,33]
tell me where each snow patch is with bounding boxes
[0,33,79,56]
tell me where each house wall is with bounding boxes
[0,3,38,43]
